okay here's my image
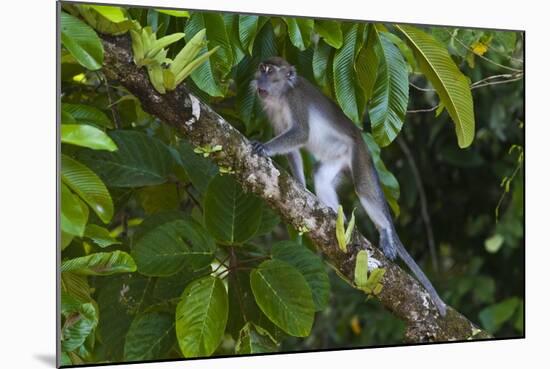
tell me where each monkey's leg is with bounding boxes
[314,159,346,212]
[350,144,398,260]
[287,150,306,187]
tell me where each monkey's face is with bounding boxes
[254,61,296,99]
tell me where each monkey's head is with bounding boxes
[253,57,297,99]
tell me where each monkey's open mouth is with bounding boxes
[257,88,268,98]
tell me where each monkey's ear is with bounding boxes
[286,66,297,85]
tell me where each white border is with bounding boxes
[2,0,547,368]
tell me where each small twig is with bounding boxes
[445,29,523,73]
[397,136,439,273]
[407,104,440,114]
[96,71,122,129]
[470,76,523,90]
[409,81,435,92]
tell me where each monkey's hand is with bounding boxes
[251,141,268,157]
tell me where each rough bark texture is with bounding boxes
[99,34,491,343]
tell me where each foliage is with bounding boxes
[59,3,524,365]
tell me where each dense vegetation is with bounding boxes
[59,3,524,365]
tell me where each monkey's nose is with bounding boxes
[257,88,268,98]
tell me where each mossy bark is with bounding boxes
[99,34,491,343]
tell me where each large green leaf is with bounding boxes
[132,216,215,276]
[204,174,262,244]
[175,276,228,357]
[61,182,88,237]
[238,15,267,55]
[77,130,173,187]
[61,293,98,352]
[312,40,333,90]
[355,24,379,103]
[272,241,329,311]
[60,11,104,70]
[333,24,363,124]
[396,24,475,148]
[124,312,175,361]
[61,251,137,275]
[368,30,409,147]
[61,125,117,151]
[61,103,113,128]
[362,133,400,216]
[479,297,520,333]
[314,20,343,49]
[156,9,190,18]
[61,154,114,223]
[250,259,315,337]
[236,322,278,354]
[283,18,314,51]
[84,224,121,248]
[184,13,234,97]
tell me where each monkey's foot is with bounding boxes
[251,141,268,156]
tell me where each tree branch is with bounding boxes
[99,33,491,343]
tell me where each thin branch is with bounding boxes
[397,136,439,273]
[409,81,435,92]
[445,29,523,73]
[407,104,440,114]
[470,76,523,90]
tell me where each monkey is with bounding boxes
[250,57,447,316]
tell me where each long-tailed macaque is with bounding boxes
[251,57,446,315]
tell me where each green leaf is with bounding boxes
[77,130,174,187]
[61,103,113,128]
[84,224,120,248]
[124,312,175,361]
[396,25,475,148]
[147,32,185,59]
[250,259,315,337]
[78,5,134,36]
[345,208,356,245]
[355,24,379,102]
[175,141,218,193]
[60,11,104,70]
[132,216,215,276]
[283,18,314,51]
[333,24,363,124]
[153,266,212,301]
[238,15,262,54]
[314,20,343,49]
[354,250,369,288]
[170,29,207,76]
[335,205,347,252]
[312,40,333,89]
[61,154,114,223]
[485,234,504,253]
[61,251,137,275]
[479,297,520,333]
[272,241,329,311]
[61,182,88,237]
[156,9,190,18]
[136,183,179,214]
[89,5,126,22]
[368,31,409,147]
[236,322,278,354]
[204,174,262,244]
[61,293,98,352]
[61,125,117,151]
[176,277,228,357]
[184,13,234,97]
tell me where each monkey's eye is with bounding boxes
[259,64,266,73]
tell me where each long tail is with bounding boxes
[382,229,447,316]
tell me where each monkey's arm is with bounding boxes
[252,123,308,157]
[287,150,306,186]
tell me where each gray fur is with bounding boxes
[252,57,447,316]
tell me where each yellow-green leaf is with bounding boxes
[396,24,475,148]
